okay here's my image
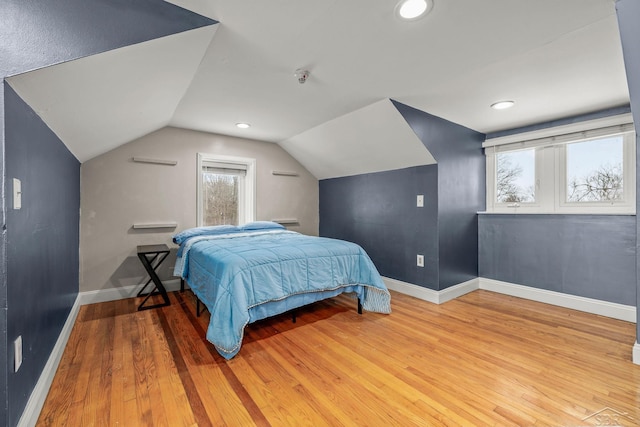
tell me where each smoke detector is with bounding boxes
[295,68,310,84]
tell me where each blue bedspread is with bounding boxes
[174,229,391,359]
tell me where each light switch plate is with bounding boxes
[14,336,22,372]
[417,195,424,207]
[13,178,22,210]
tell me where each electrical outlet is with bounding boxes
[417,254,424,267]
[416,195,424,207]
[14,336,23,372]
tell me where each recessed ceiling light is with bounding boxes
[236,122,251,129]
[396,0,432,20]
[490,100,515,110]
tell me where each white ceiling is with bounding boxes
[8,26,217,161]
[280,99,436,180]
[6,0,631,174]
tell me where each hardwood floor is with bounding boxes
[37,289,640,426]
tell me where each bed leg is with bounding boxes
[180,278,185,292]
[196,298,202,317]
[358,299,362,315]
[292,311,297,323]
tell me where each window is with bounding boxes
[564,136,623,203]
[197,154,256,226]
[484,114,635,214]
[495,149,536,204]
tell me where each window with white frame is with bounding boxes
[197,153,256,226]
[484,114,636,214]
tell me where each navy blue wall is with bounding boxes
[320,101,485,291]
[478,108,638,308]
[1,0,215,77]
[479,105,638,310]
[0,1,216,425]
[0,82,7,426]
[616,0,640,343]
[4,83,80,426]
[479,215,636,305]
[392,101,486,289]
[320,166,440,288]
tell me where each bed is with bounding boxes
[173,221,391,359]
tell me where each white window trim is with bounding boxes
[197,153,256,226]
[484,114,636,215]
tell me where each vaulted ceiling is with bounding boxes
[6,0,630,177]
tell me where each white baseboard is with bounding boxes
[18,278,185,427]
[17,296,81,427]
[78,278,183,305]
[382,276,478,304]
[478,277,637,323]
[18,275,639,427]
[384,275,636,324]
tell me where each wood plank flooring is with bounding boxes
[37,290,640,426]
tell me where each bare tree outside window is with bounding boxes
[202,172,239,225]
[568,163,623,202]
[566,136,623,203]
[496,150,535,203]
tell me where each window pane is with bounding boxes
[202,172,239,226]
[566,136,623,202]
[496,149,535,203]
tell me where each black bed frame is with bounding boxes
[181,279,363,322]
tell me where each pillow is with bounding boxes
[240,221,285,231]
[173,225,240,245]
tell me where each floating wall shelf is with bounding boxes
[271,170,299,176]
[132,157,178,166]
[132,222,178,229]
[271,218,299,225]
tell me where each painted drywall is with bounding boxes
[0,1,215,425]
[392,101,486,289]
[1,0,215,78]
[320,165,439,288]
[616,0,640,343]
[80,127,319,293]
[480,105,638,326]
[479,215,636,305]
[320,103,485,291]
[486,105,631,139]
[4,83,80,427]
[7,24,218,163]
[0,82,7,426]
[279,99,437,180]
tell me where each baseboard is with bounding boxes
[384,275,637,323]
[382,276,478,304]
[633,342,640,365]
[479,277,637,323]
[18,279,186,426]
[78,278,183,305]
[17,295,82,427]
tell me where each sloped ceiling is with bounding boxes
[281,99,436,180]
[5,0,630,177]
[1,0,215,78]
[7,26,217,161]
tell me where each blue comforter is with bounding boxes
[174,229,391,359]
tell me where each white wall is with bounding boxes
[80,126,318,292]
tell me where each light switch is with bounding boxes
[14,335,22,372]
[13,178,21,210]
[416,194,424,207]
